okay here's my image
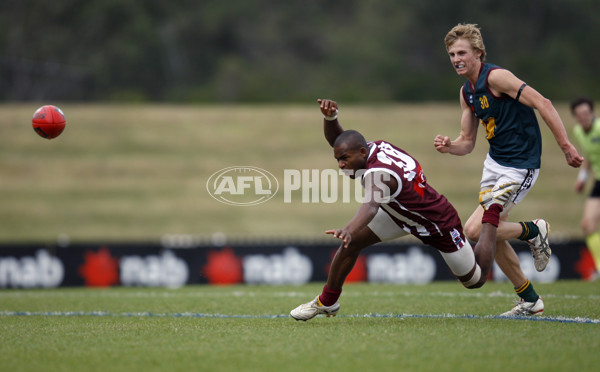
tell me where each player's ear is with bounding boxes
[359,146,368,158]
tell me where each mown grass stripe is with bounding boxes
[1,290,598,300]
[1,310,598,324]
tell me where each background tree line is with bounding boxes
[1,0,598,102]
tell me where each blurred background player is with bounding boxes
[570,97,600,280]
[434,24,584,316]
[291,99,524,321]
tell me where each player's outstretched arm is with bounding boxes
[326,199,379,249]
[318,98,343,147]
[488,69,584,168]
[326,171,395,248]
[529,91,584,167]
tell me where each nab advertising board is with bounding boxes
[0,240,596,288]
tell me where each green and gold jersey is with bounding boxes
[462,63,542,169]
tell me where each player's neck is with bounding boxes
[466,60,483,85]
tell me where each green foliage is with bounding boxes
[1,281,599,372]
[1,0,599,102]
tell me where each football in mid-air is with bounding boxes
[32,105,66,139]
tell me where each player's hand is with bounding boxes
[317,99,338,118]
[433,135,451,153]
[575,180,585,193]
[563,143,584,168]
[325,229,351,248]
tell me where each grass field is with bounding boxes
[0,103,588,243]
[1,281,599,372]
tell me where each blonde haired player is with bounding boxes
[435,23,583,315]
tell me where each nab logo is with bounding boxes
[207,166,279,206]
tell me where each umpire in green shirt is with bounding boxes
[571,97,600,280]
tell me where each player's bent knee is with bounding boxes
[465,274,486,289]
[460,264,482,289]
[463,223,480,242]
[466,281,484,289]
[440,247,485,289]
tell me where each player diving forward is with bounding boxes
[291,99,525,321]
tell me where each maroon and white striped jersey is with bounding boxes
[363,140,462,239]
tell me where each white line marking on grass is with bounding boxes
[1,311,599,324]
[0,311,288,319]
[353,313,600,324]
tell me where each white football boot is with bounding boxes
[478,182,521,210]
[500,296,544,316]
[290,296,340,321]
[527,219,551,272]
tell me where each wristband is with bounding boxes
[577,169,589,182]
[324,109,338,121]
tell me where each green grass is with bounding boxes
[0,103,588,243]
[1,104,594,370]
[1,281,599,372]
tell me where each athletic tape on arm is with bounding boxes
[515,83,527,102]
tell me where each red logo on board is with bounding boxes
[202,248,243,285]
[79,248,120,287]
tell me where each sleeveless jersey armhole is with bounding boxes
[484,67,505,100]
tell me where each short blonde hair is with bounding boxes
[444,23,486,61]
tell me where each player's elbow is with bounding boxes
[454,143,475,156]
[537,97,555,113]
[364,199,381,217]
[463,143,475,155]
[454,135,476,155]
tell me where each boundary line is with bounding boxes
[1,311,599,324]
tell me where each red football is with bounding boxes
[32,105,66,139]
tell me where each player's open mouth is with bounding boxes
[455,64,465,69]
[341,169,354,177]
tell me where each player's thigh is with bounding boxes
[582,197,600,231]
[366,207,410,242]
[439,239,476,277]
